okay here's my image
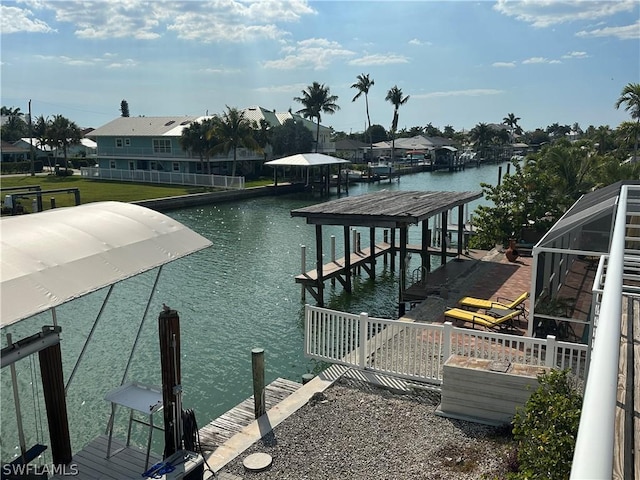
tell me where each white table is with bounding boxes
[104,381,163,470]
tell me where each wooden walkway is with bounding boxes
[198,377,302,451]
[50,434,162,480]
[295,242,391,283]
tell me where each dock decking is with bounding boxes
[50,435,162,480]
[198,377,302,451]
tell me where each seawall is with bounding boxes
[133,183,305,212]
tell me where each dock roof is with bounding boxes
[291,190,483,228]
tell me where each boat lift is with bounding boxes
[1,201,212,475]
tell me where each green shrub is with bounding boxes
[509,369,582,479]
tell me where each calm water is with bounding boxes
[0,161,512,461]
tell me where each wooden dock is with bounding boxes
[198,377,302,451]
[295,242,391,283]
[50,434,162,480]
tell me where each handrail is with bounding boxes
[304,304,588,384]
[570,186,628,479]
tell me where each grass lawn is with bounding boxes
[0,173,274,209]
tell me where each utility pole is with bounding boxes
[28,100,35,176]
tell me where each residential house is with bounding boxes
[88,107,335,179]
[1,140,30,163]
[334,138,368,163]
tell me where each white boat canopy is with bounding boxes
[0,201,212,328]
[264,153,350,167]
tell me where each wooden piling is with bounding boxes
[39,341,72,465]
[252,348,265,419]
[158,308,181,459]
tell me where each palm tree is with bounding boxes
[385,85,409,162]
[502,113,521,143]
[48,114,82,172]
[294,82,340,153]
[209,106,261,178]
[469,123,492,161]
[33,115,53,171]
[615,82,640,159]
[351,74,375,161]
[180,119,214,174]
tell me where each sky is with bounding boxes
[1,0,639,134]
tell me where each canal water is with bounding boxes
[0,161,512,462]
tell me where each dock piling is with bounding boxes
[251,348,265,419]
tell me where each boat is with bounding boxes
[369,160,395,176]
[459,148,478,165]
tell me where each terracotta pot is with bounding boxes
[505,238,519,262]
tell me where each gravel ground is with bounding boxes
[219,377,516,479]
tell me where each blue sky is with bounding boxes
[1,1,638,133]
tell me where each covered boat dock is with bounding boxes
[291,190,482,315]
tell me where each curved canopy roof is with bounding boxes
[0,201,212,328]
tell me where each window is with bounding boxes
[128,161,135,171]
[153,139,172,154]
[150,161,158,170]
[115,138,123,148]
[110,160,116,169]
[172,162,180,172]
[124,138,131,146]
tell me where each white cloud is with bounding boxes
[576,20,640,40]
[254,83,308,94]
[493,0,636,28]
[106,59,137,69]
[34,54,95,66]
[348,53,409,67]
[522,57,561,65]
[493,61,516,68]
[263,38,355,70]
[1,5,55,34]
[18,0,316,42]
[413,89,503,99]
[408,38,431,46]
[200,66,243,75]
[562,51,589,59]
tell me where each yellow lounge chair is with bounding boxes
[458,291,529,312]
[444,307,521,330]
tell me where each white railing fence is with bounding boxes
[305,304,588,386]
[80,167,245,189]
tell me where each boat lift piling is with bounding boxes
[158,307,183,459]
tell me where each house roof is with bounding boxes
[335,139,368,150]
[88,116,202,137]
[291,190,482,228]
[88,107,334,138]
[2,140,29,153]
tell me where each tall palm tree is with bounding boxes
[351,73,375,161]
[615,82,640,159]
[294,82,340,153]
[48,114,82,172]
[502,113,521,143]
[385,85,409,162]
[209,106,261,178]
[33,115,53,171]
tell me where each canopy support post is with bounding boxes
[39,340,72,465]
[7,333,27,461]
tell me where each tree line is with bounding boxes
[2,81,638,181]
